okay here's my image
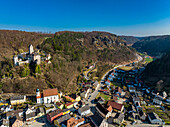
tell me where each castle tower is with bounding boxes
[29,44,34,54]
[13,56,18,66]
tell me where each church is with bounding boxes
[36,88,59,104]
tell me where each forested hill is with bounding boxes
[142,51,170,93]
[0,30,53,61]
[132,35,170,56]
[119,35,141,46]
[0,30,137,94]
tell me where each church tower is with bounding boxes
[29,44,34,54]
[36,89,42,103]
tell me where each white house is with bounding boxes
[78,105,91,116]
[36,88,59,104]
[10,95,26,105]
[129,87,136,93]
[153,97,162,105]
[148,112,164,125]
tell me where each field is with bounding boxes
[143,105,170,124]
[145,57,153,63]
[96,92,111,101]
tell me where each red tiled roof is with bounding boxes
[118,87,122,93]
[43,88,58,97]
[107,101,123,111]
[65,102,73,107]
[48,109,62,117]
[107,105,112,112]
[106,80,111,83]
[112,96,118,101]
[56,102,63,106]
[67,118,85,127]
[65,96,75,101]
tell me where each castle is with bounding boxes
[13,44,51,66]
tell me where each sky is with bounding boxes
[0,0,170,36]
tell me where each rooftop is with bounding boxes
[43,88,58,97]
[48,109,62,118]
[67,117,85,127]
[79,105,90,113]
[55,114,71,125]
[10,96,25,101]
[107,101,123,111]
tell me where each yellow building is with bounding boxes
[0,102,8,106]
[65,102,74,109]
[56,102,64,109]
[70,94,81,102]
[10,96,26,105]
[63,108,70,115]
[54,114,71,127]
[65,96,75,102]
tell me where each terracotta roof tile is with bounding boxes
[65,102,73,107]
[107,101,123,111]
[43,88,58,97]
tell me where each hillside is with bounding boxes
[0,30,137,94]
[132,35,170,56]
[0,30,53,61]
[142,52,170,93]
[119,35,140,46]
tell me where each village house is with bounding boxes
[67,117,85,127]
[105,80,111,86]
[90,112,107,127]
[138,109,146,121]
[36,88,59,104]
[10,95,26,105]
[133,96,140,106]
[65,96,75,102]
[96,103,111,118]
[107,101,124,112]
[54,114,71,127]
[78,105,91,116]
[69,94,81,102]
[127,112,136,121]
[79,122,93,127]
[128,87,136,93]
[46,109,63,123]
[153,97,162,105]
[80,87,91,99]
[65,102,74,109]
[113,113,125,125]
[97,97,105,104]
[148,112,164,125]
[36,107,45,117]
[62,109,70,115]
[1,117,23,127]
[56,102,64,109]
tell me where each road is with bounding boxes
[86,53,143,107]
[84,63,96,80]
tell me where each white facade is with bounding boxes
[36,89,59,104]
[153,98,162,105]
[29,44,34,54]
[149,117,162,124]
[78,109,91,116]
[33,54,41,65]
[44,95,59,104]
[13,56,18,66]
